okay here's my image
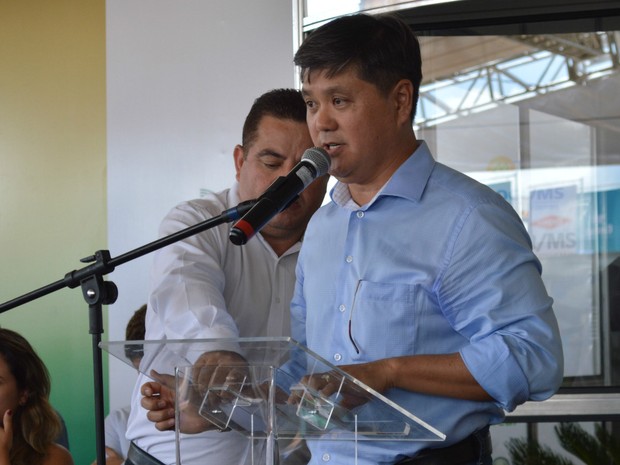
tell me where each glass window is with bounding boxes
[416,31,620,388]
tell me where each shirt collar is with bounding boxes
[329,140,435,208]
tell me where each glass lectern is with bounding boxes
[101,337,445,464]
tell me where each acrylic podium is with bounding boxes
[101,337,445,465]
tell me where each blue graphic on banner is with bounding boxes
[530,186,578,256]
[597,188,620,253]
[488,181,513,205]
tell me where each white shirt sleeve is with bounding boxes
[104,406,131,458]
[146,198,240,342]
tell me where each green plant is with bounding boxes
[506,423,619,465]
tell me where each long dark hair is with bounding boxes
[0,328,62,465]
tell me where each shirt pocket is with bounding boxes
[349,280,417,359]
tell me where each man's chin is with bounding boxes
[263,215,305,235]
[274,202,303,220]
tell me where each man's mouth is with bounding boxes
[323,143,341,152]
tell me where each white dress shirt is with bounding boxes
[104,406,131,459]
[126,183,300,465]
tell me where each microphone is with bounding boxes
[229,147,330,245]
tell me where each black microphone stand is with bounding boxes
[0,200,256,465]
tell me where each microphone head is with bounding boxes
[302,147,331,177]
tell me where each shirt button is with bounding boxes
[356,211,364,218]
[334,353,342,362]
[322,453,330,462]
[339,304,346,312]
[345,255,353,263]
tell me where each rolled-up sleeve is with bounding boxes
[442,200,564,411]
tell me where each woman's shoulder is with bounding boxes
[43,443,74,465]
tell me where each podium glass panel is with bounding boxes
[101,337,445,464]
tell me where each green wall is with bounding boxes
[0,1,107,463]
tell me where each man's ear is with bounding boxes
[392,79,414,125]
[233,144,246,182]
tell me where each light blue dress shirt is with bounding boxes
[290,141,563,464]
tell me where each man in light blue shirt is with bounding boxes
[291,13,564,465]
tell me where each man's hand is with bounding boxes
[289,362,390,411]
[141,370,214,433]
[141,350,249,434]
[191,350,249,400]
[141,372,177,431]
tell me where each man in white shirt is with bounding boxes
[124,88,329,465]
